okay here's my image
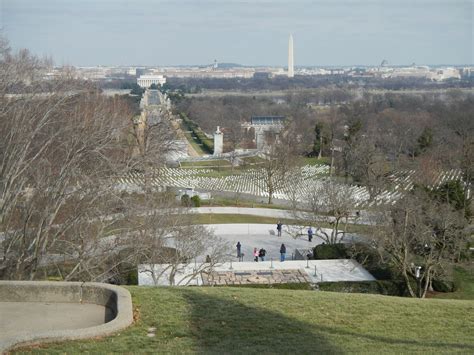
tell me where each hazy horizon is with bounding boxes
[2,0,472,67]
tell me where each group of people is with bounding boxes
[236,242,287,262]
[233,223,315,264]
[253,247,266,262]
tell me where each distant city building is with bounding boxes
[137,74,166,88]
[253,72,272,79]
[159,67,255,79]
[250,116,286,126]
[288,34,294,78]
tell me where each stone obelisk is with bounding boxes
[288,34,294,78]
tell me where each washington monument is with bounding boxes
[288,34,294,78]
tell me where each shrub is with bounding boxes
[347,243,397,280]
[313,243,349,259]
[432,279,457,293]
[191,195,201,207]
[318,280,408,296]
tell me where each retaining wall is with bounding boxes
[0,281,133,352]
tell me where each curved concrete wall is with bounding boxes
[0,281,133,352]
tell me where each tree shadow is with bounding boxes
[181,289,474,354]
[181,289,339,354]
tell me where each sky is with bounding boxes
[1,0,472,67]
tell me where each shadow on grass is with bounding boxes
[181,289,338,354]
[182,289,474,353]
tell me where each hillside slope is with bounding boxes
[17,287,474,354]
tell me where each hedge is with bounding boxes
[180,113,214,154]
[313,243,349,260]
[318,280,409,296]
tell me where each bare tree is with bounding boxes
[0,91,132,280]
[378,190,468,298]
[129,194,230,286]
[345,137,391,201]
[291,180,358,244]
[225,119,244,172]
[255,128,299,204]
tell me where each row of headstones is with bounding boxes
[117,166,466,208]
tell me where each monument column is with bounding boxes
[288,34,294,78]
[213,126,223,156]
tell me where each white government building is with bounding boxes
[137,74,167,88]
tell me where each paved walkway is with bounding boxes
[203,223,351,262]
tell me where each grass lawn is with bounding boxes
[433,265,474,300]
[201,197,289,210]
[193,213,290,225]
[179,123,207,156]
[180,160,231,168]
[302,156,330,166]
[240,156,266,165]
[16,287,474,354]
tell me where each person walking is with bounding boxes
[307,227,313,242]
[280,243,286,262]
[236,241,242,258]
[259,248,266,262]
[276,221,282,237]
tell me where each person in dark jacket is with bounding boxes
[236,241,241,258]
[307,227,313,242]
[280,243,286,262]
[259,248,266,262]
[276,221,282,237]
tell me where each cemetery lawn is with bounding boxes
[16,287,474,354]
[180,160,231,168]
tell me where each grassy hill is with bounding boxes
[16,287,473,354]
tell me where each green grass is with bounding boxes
[179,121,207,156]
[193,213,291,225]
[240,156,266,165]
[16,287,474,354]
[201,197,289,209]
[433,265,474,300]
[180,160,231,168]
[302,156,330,166]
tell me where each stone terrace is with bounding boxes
[202,269,311,286]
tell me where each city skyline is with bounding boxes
[1,0,472,67]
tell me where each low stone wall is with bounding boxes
[0,281,133,352]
